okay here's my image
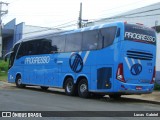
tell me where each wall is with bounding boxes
[22,25,60,39]
[13,22,24,44]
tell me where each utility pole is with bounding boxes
[0,1,9,58]
[78,2,82,28]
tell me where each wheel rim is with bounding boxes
[66,81,73,93]
[17,78,22,85]
[80,83,87,93]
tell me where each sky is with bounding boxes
[1,0,160,29]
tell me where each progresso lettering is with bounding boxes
[125,32,156,43]
[25,56,50,64]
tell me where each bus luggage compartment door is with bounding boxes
[96,65,113,90]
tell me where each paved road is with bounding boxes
[0,82,160,120]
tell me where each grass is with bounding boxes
[0,59,8,82]
[154,83,160,90]
[0,71,7,82]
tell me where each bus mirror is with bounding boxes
[4,51,14,62]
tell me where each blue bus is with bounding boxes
[6,22,156,98]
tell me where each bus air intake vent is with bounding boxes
[127,50,153,60]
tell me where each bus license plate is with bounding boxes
[136,86,142,90]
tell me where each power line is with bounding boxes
[22,22,77,35]
[97,0,145,18]
[52,20,76,28]
[3,2,160,36]
[94,7,160,22]
[14,5,160,35]
[124,13,160,18]
[22,12,160,35]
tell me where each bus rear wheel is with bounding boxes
[78,78,90,98]
[64,77,76,96]
[41,86,49,90]
[15,75,25,88]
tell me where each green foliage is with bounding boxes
[0,60,8,81]
[0,72,7,81]
[0,60,8,72]
[154,83,160,90]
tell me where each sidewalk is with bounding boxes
[122,91,160,104]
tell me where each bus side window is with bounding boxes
[52,35,65,53]
[36,39,53,54]
[16,42,27,59]
[41,40,52,54]
[51,45,58,53]
[82,30,98,51]
[100,26,117,48]
[65,33,82,52]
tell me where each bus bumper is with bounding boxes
[116,83,154,94]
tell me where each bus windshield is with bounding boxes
[124,24,156,45]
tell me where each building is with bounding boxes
[88,2,160,29]
[2,18,61,57]
[87,2,160,83]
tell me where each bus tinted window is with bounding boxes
[16,39,53,59]
[38,39,52,54]
[16,42,28,59]
[99,26,117,48]
[65,33,82,52]
[52,35,65,53]
[82,30,98,51]
[9,43,20,68]
[28,40,39,55]
[124,24,156,45]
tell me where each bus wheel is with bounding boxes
[41,86,49,90]
[109,94,121,99]
[15,75,25,88]
[78,78,90,98]
[64,77,76,96]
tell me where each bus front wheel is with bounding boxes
[15,75,25,88]
[78,78,90,98]
[64,77,76,96]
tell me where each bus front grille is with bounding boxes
[126,50,153,60]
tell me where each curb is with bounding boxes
[0,81,10,85]
[122,97,160,105]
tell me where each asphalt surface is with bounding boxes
[0,82,160,120]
